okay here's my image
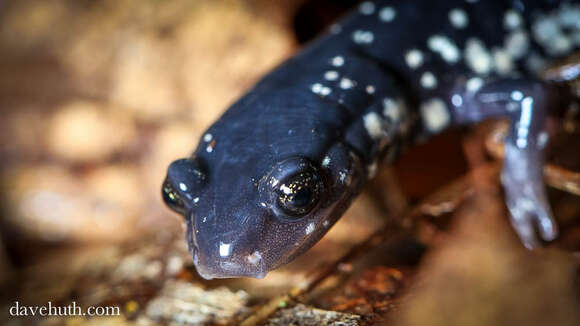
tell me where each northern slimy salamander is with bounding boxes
[162,0,580,279]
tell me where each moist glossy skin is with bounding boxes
[163,0,580,279]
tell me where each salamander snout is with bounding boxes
[162,157,207,216]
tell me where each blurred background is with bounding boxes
[0,1,579,325]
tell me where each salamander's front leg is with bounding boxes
[452,79,563,248]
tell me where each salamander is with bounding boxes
[162,0,580,279]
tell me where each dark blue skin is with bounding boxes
[162,0,580,279]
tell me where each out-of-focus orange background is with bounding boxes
[1,1,580,326]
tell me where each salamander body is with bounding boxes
[163,0,580,279]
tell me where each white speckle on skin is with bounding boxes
[331,56,345,67]
[366,85,376,94]
[451,94,463,107]
[363,112,385,140]
[324,70,339,81]
[504,30,529,59]
[330,24,342,34]
[383,98,404,122]
[492,48,514,75]
[193,197,199,203]
[178,183,187,191]
[339,78,355,89]
[379,7,396,22]
[449,8,469,29]
[305,223,315,235]
[312,83,332,96]
[322,220,329,227]
[219,242,232,257]
[504,10,523,30]
[421,98,450,133]
[359,1,375,15]
[537,132,549,149]
[352,30,374,44]
[428,35,461,63]
[202,216,207,223]
[320,86,332,96]
[464,38,493,74]
[322,156,331,167]
[511,90,524,101]
[206,144,214,153]
[247,251,262,265]
[420,72,437,89]
[532,15,573,56]
[260,202,267,207]
[466,77,484,93]
[367,162,378,179]
[405,49,424,69]
[203,133,213,142]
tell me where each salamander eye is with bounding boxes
[275,170,322,217]
[162,180,186,215]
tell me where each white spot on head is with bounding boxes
[305,223,315,235]
[504,30,529,59]
[203,133,213,142]
[464,38,493,74]
[206,144,214,153]
[322,156,331,167]
[359,1,375,15]
[428,35,461,63]
[311,83,332,96]
[405,49,424,69]
[339,78,355,89]
[247,251,262,265]
[320,87,332,96]
[352,30,374,44]
[324,70,339,81]
[379,7,396,22]
[366,85,376,94]
[466,77,484,93]
[421,98,450,133]
[202,216,207,223]
[532,15,572,56]
[492,48,514,75]
[331,56,345,67]
[511,90,524,101]
[504,10,522,30]
[363,112,385,140]
[193,197,199,203]
[260,202,267,207]
[311,83,323,93]
[449,8,469,29]
[219,242,231,257]
[451,94,463,107]
[383,98,404,123]
[179,183,188,191]
[420,72,437,89]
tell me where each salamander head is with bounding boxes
[162,139,364,279]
